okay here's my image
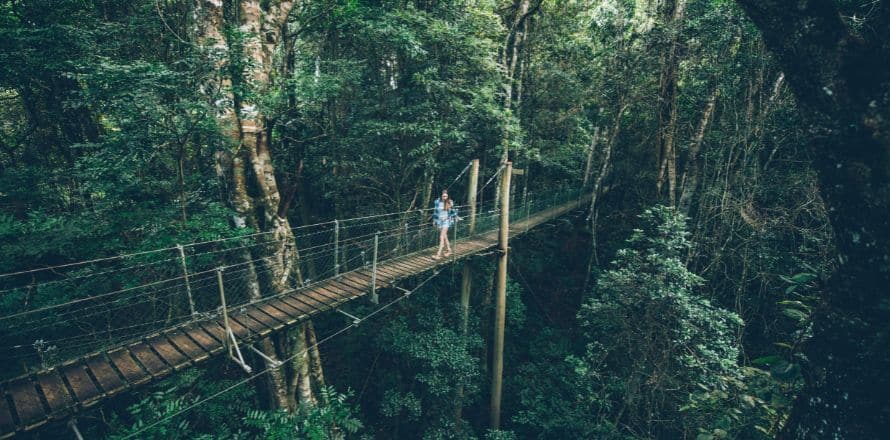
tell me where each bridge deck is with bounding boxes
[0,198,584,438]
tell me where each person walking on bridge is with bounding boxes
[432,190,458,260]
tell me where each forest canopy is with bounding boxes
[1,0,888,439]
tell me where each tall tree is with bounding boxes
[194,0,322,411]
[735,1,890,437]
[654,0,687,204]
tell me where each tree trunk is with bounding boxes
[583,103,625,292]
[582,126,600,189]
[655,0,687,204]
[736,1,890,437]
[678,84,719,215]
[495,0,540,206]
[195,0,322,412]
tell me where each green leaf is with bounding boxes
[782,308,808,322]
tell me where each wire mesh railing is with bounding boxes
[0,185,582,380]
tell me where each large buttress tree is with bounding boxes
[735,1,890,437]
[194,0,323,411]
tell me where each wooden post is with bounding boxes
[467,159,480,234]
[333,219,340,276]
[461,159,481,327]
[370,232,379,304]
[455,159,480,421]
[177,244,197,317]
[490,161,511,430]
[522,167,530,232]
[460,159,480,318]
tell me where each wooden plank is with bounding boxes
[219,316,253,339]
[59,363,101,405]
[328,279,362,296]
[128,343,170,377]
[312,285,345,304]
[6,379,45,428]
[344,271,378,288]
[239,313,276,338]
[181,325,223,354]
[291,292,328,311]
[357,266,395,284]
[307,286,345,305]
[334,275,366,291]
[268,297,309,318]
[390,259,425,274]
[278,295,317,315]
[198,321,229,344]
[255,303,293,326]
[145,335,190,370]
[107,348,149,385]
[260,298,300,325]
[240,309,280,333]
[165,330,209,362]
[319,285,356,304]
[227,315,262,338]
[402,257,433,272]
[389,256,424,270]
[318,280,356,298]
[0,395,16,438]
[34,371,73,414]
[243,308,283,334]
[289,293,331,315]
[83,354,126,396]
[374,265,403,280]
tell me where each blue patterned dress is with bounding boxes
[433,199,458,229]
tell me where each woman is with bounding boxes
[432,190,458,260]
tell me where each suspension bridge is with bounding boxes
[0,163,588,438]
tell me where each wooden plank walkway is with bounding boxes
[0,197,584,438]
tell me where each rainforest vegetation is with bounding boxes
[1,0,888,439]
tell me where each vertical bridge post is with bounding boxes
[455,158,479,420]
[177,244,197,317]
[522,167,530,232]
[370,232,379,304]
[490,161,511,430]
[333,219,340,276]
[460,159,480,328]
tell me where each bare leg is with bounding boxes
[443,226,452,255]
[434,226,447,258]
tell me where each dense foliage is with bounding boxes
[3,0,887,438]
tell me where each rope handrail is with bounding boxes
[0,187,582,377]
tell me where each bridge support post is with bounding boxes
[177,244,197,317]
[217,267,251,374]
[455,159,479,421]
[370,232,379,304]
[334,219,340,277]
[490,161,511,430]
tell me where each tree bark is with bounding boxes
[678,84,719,215]
[495,0,540,205]
[736,1,890,437]
[582,126,600,189]
[195,0,322,412]
[655,0,687,205]
[583,103,625,292]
